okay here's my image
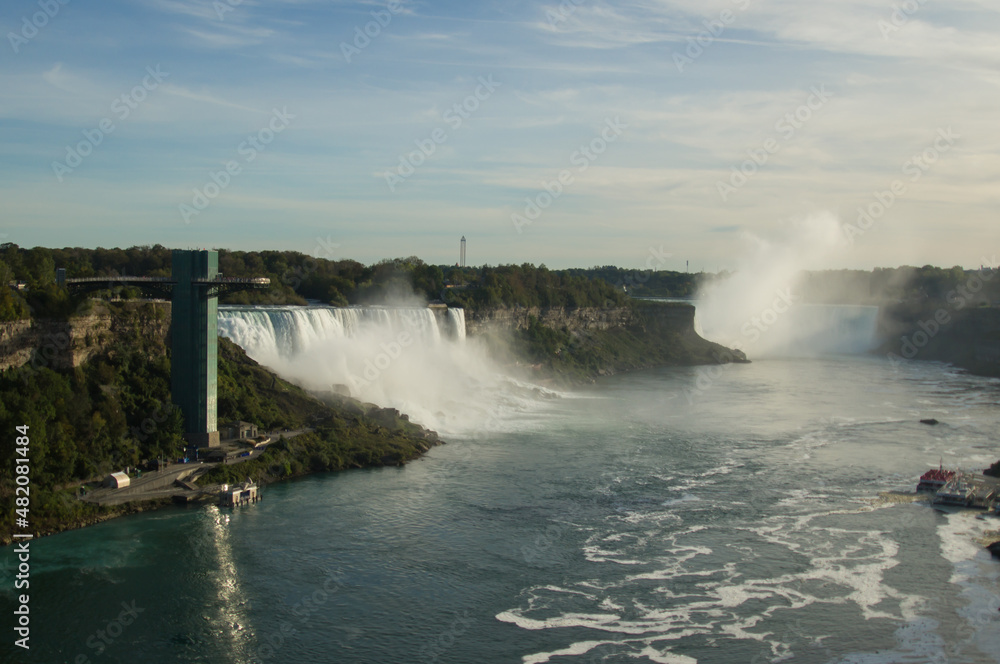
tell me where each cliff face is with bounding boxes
[465,301,745,382]
[464,303,719,344]
[0,319,33,371]
[879,304,1000,377]
[0,301,171,373]
[464,306,635,335]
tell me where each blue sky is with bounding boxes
[2,0,998,270]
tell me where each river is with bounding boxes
[6,347,1000,663]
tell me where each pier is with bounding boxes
[933,472,1000,510]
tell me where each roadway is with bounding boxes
[82,427,313,506]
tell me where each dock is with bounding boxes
[933,472,1000,510]
[219,480,259,508]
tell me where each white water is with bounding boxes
[695,212,881,358]
[217,305,544,434]
[695,302,881,358]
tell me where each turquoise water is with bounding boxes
[5,356,1000,663]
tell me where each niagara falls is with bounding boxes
[5,1,1000,663]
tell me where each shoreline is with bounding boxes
[1,434,444,546]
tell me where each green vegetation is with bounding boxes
[442,263,629,310]
[0,306,437,542]
[197,419,435,488]
[512,301,743,384]
[986,460,1000,479]
[0,304,182,488]
[564,266,700,298]
[4,244,996,322]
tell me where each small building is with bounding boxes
[219,480,258,507]
[204,449,229,463]
[104,472,130,489]
[223,420,259,440]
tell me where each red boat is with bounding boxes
[917,465,955,492]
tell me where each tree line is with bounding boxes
[1,243,996,322]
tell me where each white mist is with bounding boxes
[218,305,546,435]
[695,212,879,358]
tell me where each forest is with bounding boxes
[1,243,996,322]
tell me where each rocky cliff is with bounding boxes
[0,301,170,373]
[879,303,1000,377]
[464,305,635,335]
[465,301,746,382]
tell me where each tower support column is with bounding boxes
[171,250,220,448]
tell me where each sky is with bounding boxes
[1,0,998,271]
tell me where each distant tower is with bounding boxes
[460,236,466,267]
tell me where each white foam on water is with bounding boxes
[507,493,929,664]
[935,513,1000,663]
[661,494,701,507]
[634,646,699,664]
[519,640,606,664]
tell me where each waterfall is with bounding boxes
[216,305,544,434]
[447,307,466,342]
[218,306,458,357]
[695,303,881,358]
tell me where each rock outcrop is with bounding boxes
[0,301,171,373]
[464,306,635,336]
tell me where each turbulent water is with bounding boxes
[7,308,1000,664]
[217,305,528,434]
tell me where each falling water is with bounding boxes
[217,305,545,434]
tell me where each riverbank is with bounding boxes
[0,323,443,545]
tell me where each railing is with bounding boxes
[193,277,270,285]
[63,276,270,287]
[65,276,175,284]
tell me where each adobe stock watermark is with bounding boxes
[545,0,585,28]
[878,0,929,39]
[248,568,348,664]
[739,287,796,344]
[521,503,584,564]
[214,0,244,20]
[383,75,501,192]
[179,107,295,224]
[887,258,997,368]
[602,245,673,304]
[14,295,93,385]
[74,600,145,663]
[8,0,70,54]
[673,0,752,72]
[717,85,834,202]
[340,0,408,63]
[843,127,959,244]
[417,610,476,663]
[254,235,342,306]
[129,403,175,444]
[345,330,414,394]
[52,66,170,182]
[679,286,796,404]
[512,116,627,234]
